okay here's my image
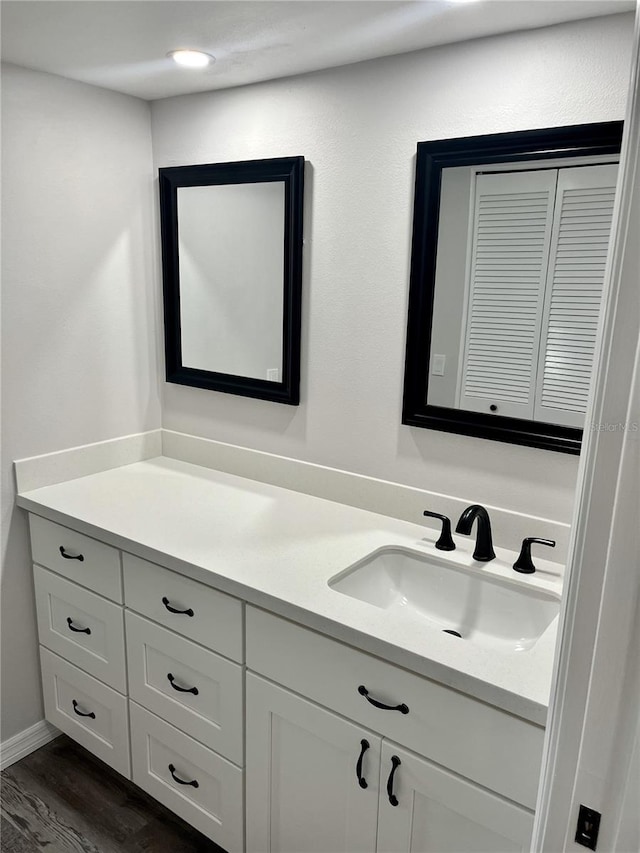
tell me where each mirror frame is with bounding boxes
[159,156,304,405]
[402,121,623,454]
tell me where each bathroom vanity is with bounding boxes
[18,454,562,853]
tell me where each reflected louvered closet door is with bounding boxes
[534,164,618,427]
[458,170,557,419]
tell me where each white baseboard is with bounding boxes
[0,720,60,771]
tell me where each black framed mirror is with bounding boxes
[402,122,623,454]
[159,156,304,404]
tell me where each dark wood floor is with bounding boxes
[1,735,222,852]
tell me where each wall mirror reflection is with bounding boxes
[159,156,304,404]
[402,123,623,453]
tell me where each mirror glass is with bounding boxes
[403,123,623,453]
[159,156,304,405]
[177,182,285,381]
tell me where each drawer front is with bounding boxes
[126,612,243,764]
[123,554,243,662]
[40,647,130,778]
[130,702,244,853]
[30,515,122,602]
[246,607,544,809]
[34,566,126,693]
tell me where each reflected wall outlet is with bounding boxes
[432,354,446,376]
[266,368,280,382]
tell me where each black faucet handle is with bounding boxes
[513,537,556,574]
[423,511,456,551]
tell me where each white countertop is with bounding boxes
[17,456,563,726]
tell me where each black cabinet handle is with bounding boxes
[72,699,95,719]
[59,546,84,561]
[67,617,91,635]
[513,537,556,574]
[386,755,401,806]
[168,763,199,788]
[355,739,370,789]
[167,673,199,695]
[423,511,455,551]
[162,597,194,617]
[358,685,409,715]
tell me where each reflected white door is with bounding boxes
[376,742,534,853]
[246,673,381,853]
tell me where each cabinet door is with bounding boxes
[377,742,533,853]
[246,673,381,853]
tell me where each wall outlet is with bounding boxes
[575,804,601,850]
[266,368,280,382]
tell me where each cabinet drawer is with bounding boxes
[30,515,122,602]
[126,612,243,764]
[123,554,243,662]
[246,607,544,809]
[130,702,243,852]
[40,647,130,778]
[34,566,126,693]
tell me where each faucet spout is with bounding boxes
[455,504,496,562]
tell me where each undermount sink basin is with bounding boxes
[328,547,560,652]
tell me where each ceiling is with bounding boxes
[1,0,635,101]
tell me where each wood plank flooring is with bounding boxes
[1,735,223,852]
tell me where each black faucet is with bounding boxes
[455,504,496,562]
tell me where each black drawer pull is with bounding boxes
[162,597,194,617]
[59,546,84,561]
[358,685,409,714]
[386,755,401,806]
[356,739,370,789]
[67,617,91,635]
[72,699,95,719]
[167,673,199,695]
[168,763,199,788]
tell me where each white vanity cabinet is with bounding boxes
[246,674,533,853]
[28,510,545,853]
[29,515,245,853]
[31,516,131,777]
[123,553,245,851]
[245,606,539,853]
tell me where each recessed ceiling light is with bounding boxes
[168,49,215,69]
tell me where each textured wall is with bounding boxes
[152,14,633,524]
[1,64,160,741]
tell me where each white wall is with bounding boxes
[152,13,633,525]
[0,64,160,742]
